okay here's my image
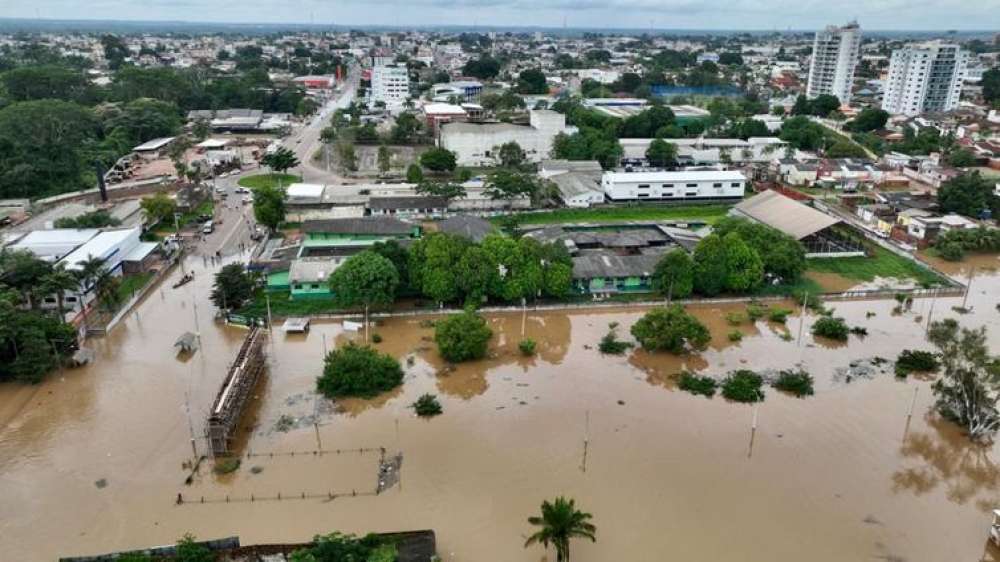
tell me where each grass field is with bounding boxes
[806,246,947,287]
[501,204,733,226]
[239,291,342,318]
[237,173,301,190]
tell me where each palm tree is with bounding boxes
[40,264,79,318]
[524,497,596,562]
[72,256,106,328]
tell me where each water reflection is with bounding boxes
[893,415,1000,510]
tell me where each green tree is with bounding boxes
[377,144,392,174]
[631,304,711,354]
[140,192,177,227]
[928,318,1000,441]
[712,217,806,283]
[261,146,300,175]
[462,56,502,80]
[415,180,466,200]
[524,497,597,562]
[252,184,287,230]
[645,137,677,167]
[434,308,493,362]
[481,235,544,302]
[411,232,466,303]
[406,163,424,183]
[982,67,1000,107]
[456,245,498,303]
[497,141,526,167]
[652,249,694,299]
[210,264,255,311]
[692,234,728,296]
[937,172,999,219]
[485,169,538,201]
[317,343,404,398]
[0,99,98,198]
[329,251,399,309]
[391,112,422,144]
[516,68,549,94]
[370,240,411,297]
[336,141,358,173]
[947,149,978,168]
[0,65,91,103]
[101,34,129,69]
[845,108,889,132]
[175,534,213,562]
[419,147,457,172]
[721,232,764,293]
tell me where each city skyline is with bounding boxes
[2,0,999,32]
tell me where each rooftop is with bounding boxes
[731,190,840,240]
[303,217,416,236]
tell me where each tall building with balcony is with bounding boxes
[882,42,968,117]
[806,21,862,104]
[370,63,410,111]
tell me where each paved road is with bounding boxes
[285,64,360,184]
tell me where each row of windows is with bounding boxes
[634,182,741,189]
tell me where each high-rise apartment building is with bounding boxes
[882,42,968,117]
[806,21,861,104]
[370,63,410,110]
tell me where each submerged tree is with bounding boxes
[927,319,1000,441]
[524,496,597,562]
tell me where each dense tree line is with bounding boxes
[650,218,806,299]
[0,48,314,199]
[330,232,574,308]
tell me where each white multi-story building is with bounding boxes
[602,170,746,202]
[882,42,968,117]
[806,21,861,104]
[439,109,575,167]
[370,64,410,111]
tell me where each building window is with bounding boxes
[686,183,697,188]
[731,182,741,187]
[637,184,650,189]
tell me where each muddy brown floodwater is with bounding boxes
[3,254,1000,562]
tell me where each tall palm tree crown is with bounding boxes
[524,496,596,562]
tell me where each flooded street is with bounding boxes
[3,254,1000,561]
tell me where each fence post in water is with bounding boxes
[796,294,808,347]
[907,387,919,419]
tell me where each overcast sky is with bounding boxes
[2,0,998,31]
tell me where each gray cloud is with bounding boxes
[3,0,999,29]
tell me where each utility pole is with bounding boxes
[961,267,975,310]
[796,293,808,346]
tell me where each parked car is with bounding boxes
[202,221,214,234]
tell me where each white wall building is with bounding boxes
[806,21,861,104]
[882,42,968,117]
[370,64,410,111]
[439,109,575,167]
[602,170,746,202]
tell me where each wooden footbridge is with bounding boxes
[206,325,267,457]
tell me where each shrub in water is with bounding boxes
[213,457,241,475]
[371,333,383,343]
[678,371,718,398]
[598,329,632,355]
[772,369,814,397]
[811,316,849,341]
[725,311,746,326]
[435,309,493,362]
[768,308,792,323]
[894,349,940,377]
[412,393,443,417]
[518,338,537,356]
[746,303,768,321]
[849,326,868,337]
[727,330,743,342]
[317,343,404,399]
[721,370,765,402]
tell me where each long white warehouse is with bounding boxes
[602,170,746,202]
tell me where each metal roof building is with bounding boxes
[730,190,840,240]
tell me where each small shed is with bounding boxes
[282,317,311,333]
[175,332,198,353]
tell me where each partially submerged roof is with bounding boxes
[289,257,340,284]
[572,251,663,279]
[731,190,840,240]
[133,137,175,152]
